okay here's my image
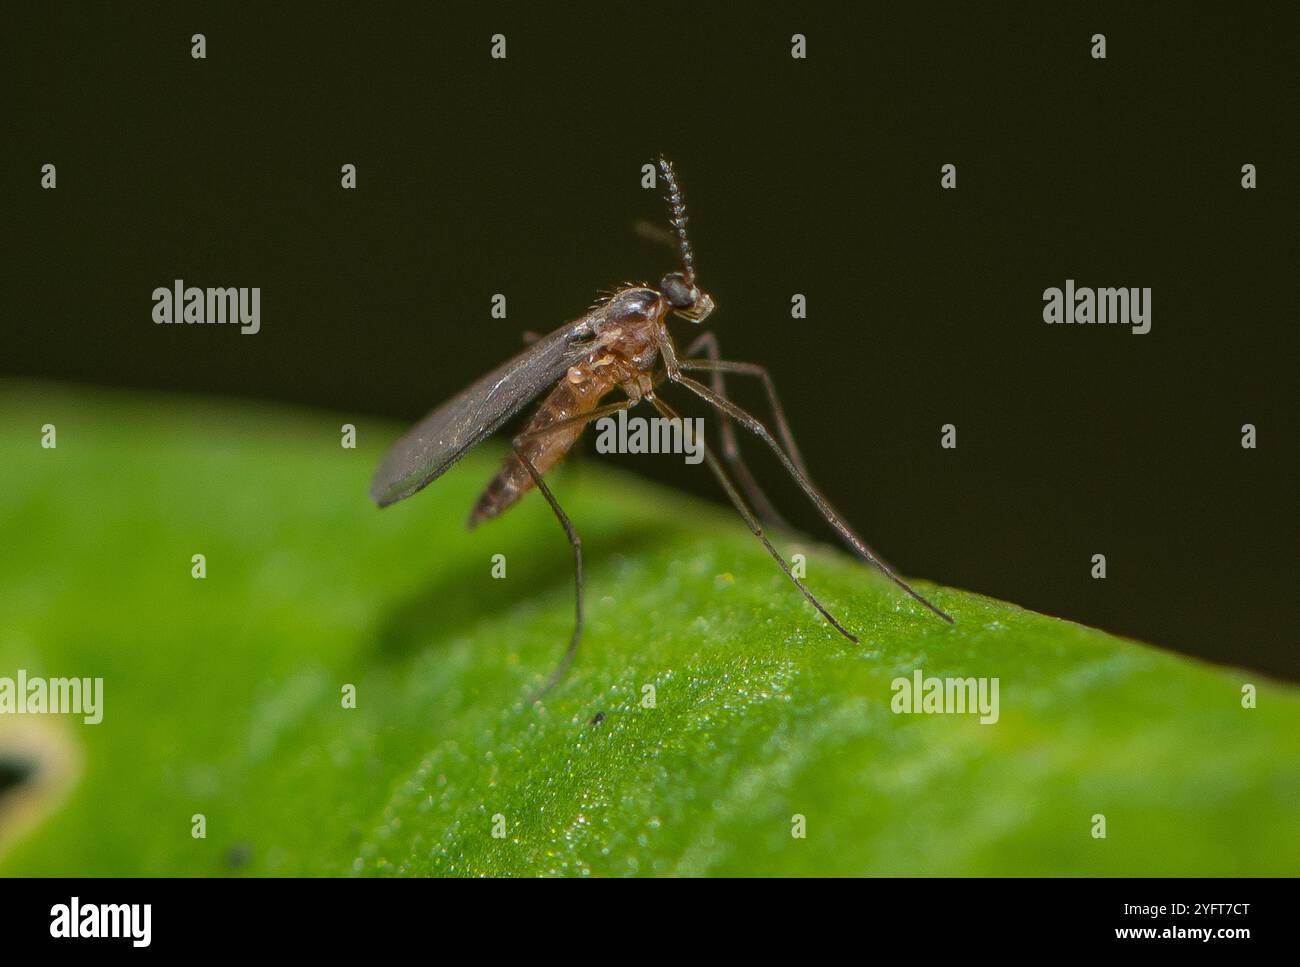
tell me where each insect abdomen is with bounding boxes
[467,365,612,528]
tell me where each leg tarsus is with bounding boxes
[667,371,954,625]
[515,444,584,704]
[508,397,639,702]
[649,395,858,643]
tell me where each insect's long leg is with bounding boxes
[677,353,901,576]
[665,371,955,624]
[677,350,808,477]
[681,332,791,531]
[648,394,858,643]
[678,348,908,577]
[513,398,640,703]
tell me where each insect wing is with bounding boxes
[370,319,595,507]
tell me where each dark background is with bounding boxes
[5,3,1297,678]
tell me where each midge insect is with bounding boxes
[370,157,953,700]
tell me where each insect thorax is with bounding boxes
[587,286,667,374]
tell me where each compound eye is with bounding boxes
[660,272,696,310]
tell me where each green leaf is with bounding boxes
[1,383,1297,876]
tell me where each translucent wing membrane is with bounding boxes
[370,319,596,507]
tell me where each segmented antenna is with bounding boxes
[658,155,695,284]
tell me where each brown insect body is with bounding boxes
[468,287,669,526]
[370,156,951,703]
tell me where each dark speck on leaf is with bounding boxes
[590,711,606,725]
[226,843,252,869]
